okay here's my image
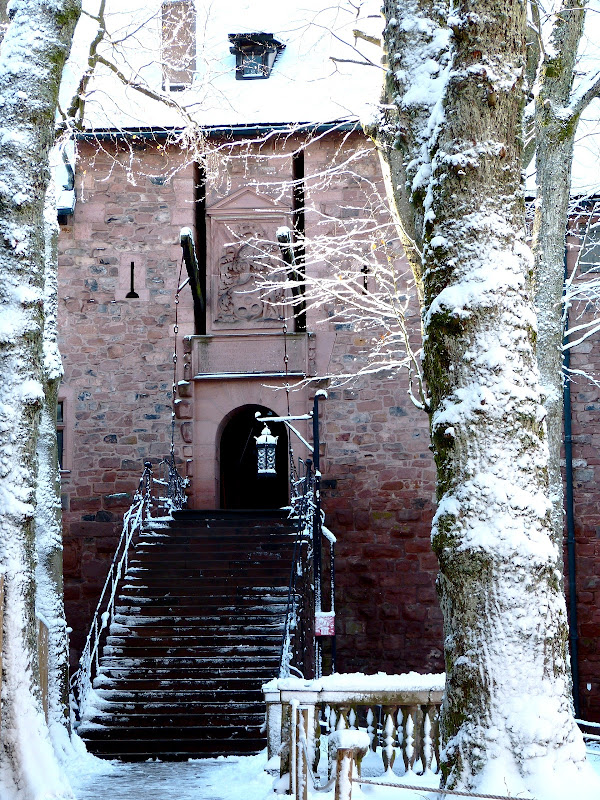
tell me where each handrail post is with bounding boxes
[295,705,310,800]
[143,460,153,520]
[330,730,369,800]
[333,747,358,800]
[280,701,292,786]
[265,688,282,760]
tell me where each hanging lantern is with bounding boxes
[255,425,278,476]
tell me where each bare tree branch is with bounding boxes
[569,68,600,119]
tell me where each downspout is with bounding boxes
[563,250,580,717]
[179,227,205,334]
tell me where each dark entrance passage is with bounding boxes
[220,405,289,509]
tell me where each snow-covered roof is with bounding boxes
[61,0,384,131]
[60,0,600,197]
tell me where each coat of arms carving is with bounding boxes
[215,225,285,325]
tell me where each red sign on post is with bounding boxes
[315,612,335,637]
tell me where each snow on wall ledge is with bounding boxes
[263,671,446,694]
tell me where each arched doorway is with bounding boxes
[219,405,289,509]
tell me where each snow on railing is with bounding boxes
[264,672,445,800]
[152,452,188,513]
[71,458,187,721]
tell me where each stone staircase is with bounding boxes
[78,509,299,761]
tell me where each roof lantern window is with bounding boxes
[228,33,285,80]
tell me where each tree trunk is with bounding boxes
[379,0,598,794]
[531,0,586,551]
[34,176,71,743]
[0,0,79,795]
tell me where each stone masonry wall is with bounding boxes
[303,135,443,675]
[59,131,445,678]
[207,132,444,675]
[59,138,195,665]
[58,133,600,714]
[565,247,600,722]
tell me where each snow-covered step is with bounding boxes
[79,509,299,761]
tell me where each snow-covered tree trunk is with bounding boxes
[34,177,70,746]
[378,0,599,796]
[0,0,79,796]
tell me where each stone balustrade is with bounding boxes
[263,672,445,800]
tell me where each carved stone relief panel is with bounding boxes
[206,188,292,332]
[215,223,284,325]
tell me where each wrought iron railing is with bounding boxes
[152,452,188,514]
[279,448,336,681]
[279,460,315,680]
[71,458,187,722]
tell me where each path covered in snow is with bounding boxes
[65,745,600,800]
[67,752,273,800]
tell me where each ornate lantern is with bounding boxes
[255,425,278,476]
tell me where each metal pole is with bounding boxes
[331,543,336,674]
[312,392,327,678]
[312,394,322,615]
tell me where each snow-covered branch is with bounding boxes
[569,67,600,120]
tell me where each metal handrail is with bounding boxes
[71,458,187,721]
[279,461,315,678]
[280,445,336,679]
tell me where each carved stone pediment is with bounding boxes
[207,187,289,216]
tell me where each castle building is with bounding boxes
[58,0,600,730]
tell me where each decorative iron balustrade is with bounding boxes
[277,392,336,681]
[278,459,316,680]
[71,458,187,722]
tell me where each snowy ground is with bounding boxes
[67,752,273,800]
[65,745,600,800]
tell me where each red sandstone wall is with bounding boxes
[565,243,600,721]
[59,134,600,717]
[303,136,442,675]
[59,132,441,678]
[567,361,600,722]
[59,139,195,664]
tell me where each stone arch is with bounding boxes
[218,404,289,509]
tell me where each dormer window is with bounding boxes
[228,33,285,80]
